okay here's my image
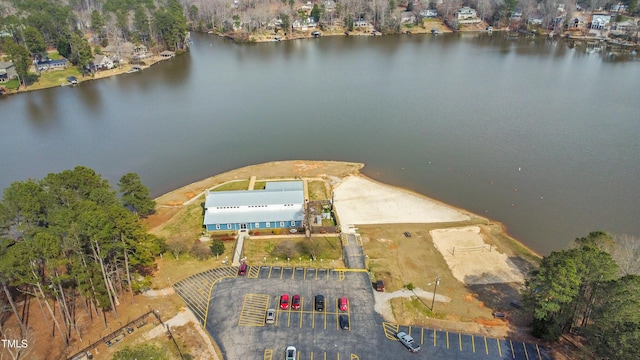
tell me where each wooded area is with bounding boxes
[522,231,640,359]
[0,0,188,88]
[0,166,164,352]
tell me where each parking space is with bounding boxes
[263,349,362,359]
[392,324,552,360]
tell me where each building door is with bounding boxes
[240,223,247,230]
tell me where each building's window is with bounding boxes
[280,221,285,227]
[266,222,271,228]
[255,223,260,228]
[291,221,295,226]
[227,224,232,229]
[215,224,220,230]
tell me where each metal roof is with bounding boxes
[204,207,304,225]
[205,181,304,208]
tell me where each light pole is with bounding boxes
[431,275,440,311]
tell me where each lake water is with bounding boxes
[1,32,638,255]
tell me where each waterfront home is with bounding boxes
[0,61,17,83]
[611,19,637,33]
[400,11,416,24]
[610,3,628,13]
[568,15,588,29]
[103,42,148,61]
[203,181,305,232]
[456,7,478,20]
[591,15,611,30]
[34,59,68,72]
[90,54,114,71]
[160,50,175,59]
[420,9,438,18]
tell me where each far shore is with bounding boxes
[1,53,175,97]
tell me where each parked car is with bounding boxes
[285,346,297,360]
[265,309,276,324]
[280,294,289,310]
[397,331,420,352]
[339,297,349,311]
[376,280,385,292]
[404,231,411,238]
[339,314,349,330]
[238,262,247,276]
[314,295,325,311]
[292,295,301,310]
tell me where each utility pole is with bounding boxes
[431,275,440,311]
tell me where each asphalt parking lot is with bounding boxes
[202,266,553,360]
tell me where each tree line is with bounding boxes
[180,0,638,36]
[0,166,163,349]
[0,0,188,88]
[522,231,640,359]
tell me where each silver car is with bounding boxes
[285,346,296,360]
[265,309,276,324]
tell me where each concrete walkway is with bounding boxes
[232,232,248,266]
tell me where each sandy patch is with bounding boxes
[430,226,526,285]
[333,176,469,230]
[373,288,451,322]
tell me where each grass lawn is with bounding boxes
[308,180,328,200]
[242,236,343,268]
[212,180,250,191]
[31,68,83,89]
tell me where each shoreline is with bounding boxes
[0,53,175,97]
[148,160,542,259]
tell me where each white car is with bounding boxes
[285,346,296,360]
[265,309,276,324]
[397,331,420,352]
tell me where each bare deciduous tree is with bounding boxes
[610,234,640,276]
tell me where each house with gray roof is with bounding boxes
[203,181,305,232]
[0,61,18,83]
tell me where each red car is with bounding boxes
[280,294,289,310]
[339,297,349,311]
[238,262,247,276]
[292,295,301,310]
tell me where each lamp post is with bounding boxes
[431,275,440,311]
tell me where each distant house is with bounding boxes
[511,10,523,20]
[0,61,18,83]
[203,181,305,232]
[610,3,628,13]
[160,51,175,59]
[34,59,68,72]
[569,15,588,29]
[400,11,416,24]
[103,42,148,61]
[324,0,336,11]
[612,19,637,33]
[420,9,438,18]
[591,14,611,30]
[456,7,477,20]
[90,54,114,71]
[353,19,372,28]
[292,17,317,31]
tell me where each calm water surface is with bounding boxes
[1,33,639,254]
